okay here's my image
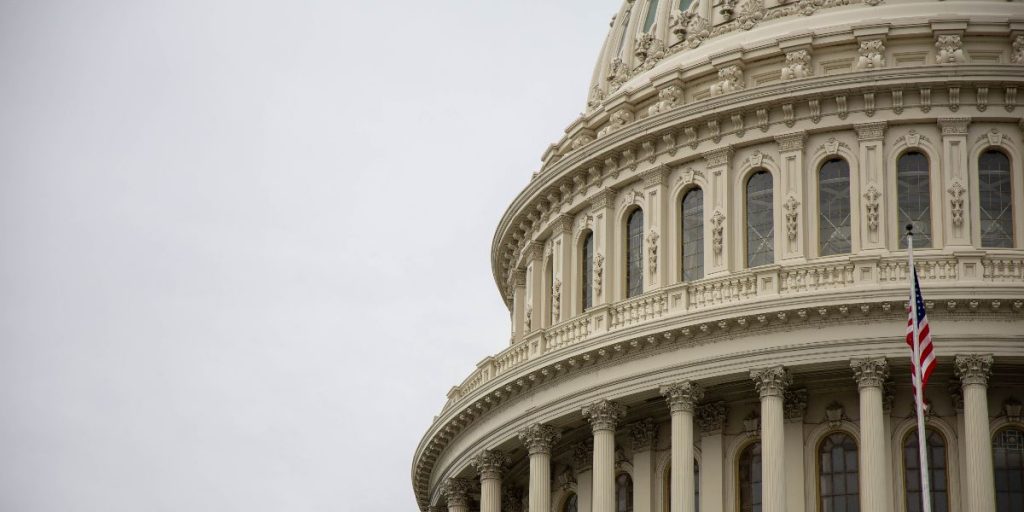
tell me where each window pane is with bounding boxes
[746,171,774,267]
[682,188,704,281]
[819,159,852,255]
[995,428,1024,512]
[643,0,660,32]
[898,152,932,248]
[819,433,859,512]
[979,150,1014,248]
[583,232,594,310]
[616,473,634,512]
[739,442,762,512]
[627,209,644,297]
[905,429,949,512]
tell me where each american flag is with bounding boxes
[906,268,936,392]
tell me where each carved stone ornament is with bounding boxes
[630,418,658,450]
[948,181,966,227]
[441,478,473,507]
[955,354,994,386]
[606,58,629,93]
[572,440,593,470]
[588,84,605,110]
[648,85,683,116]
[851,358,889,389]
[661,381,705,413]
[598,108,635,138]
[742,411,760,434]
[720,0,737,18]
[551,278,562,323]
[985,129,1006,147]
[572,133,594,150]
[854,39,886,71]
[503,487,525,512]
[821,137,848,156]
[1003,398,1023,423]
[634,33,667,72]
[736,0,765,30]
[863,185,881,232]
[781,49,812,81]
[647,229,659,276]
[517,423,561,455]
[948,380,964,412]
[751,366,791,398]
[1013,35,1024,65]
[593,252,605,297]
[581,399,627,432]
[679,168,705,186]
[710,65,744,97]
[669,8,695,38]
[935,34,966,65]
[557,467,576,490]
[696,401,728,433]
[825,401,846,427]
[472,449,510,480]
[784,195,800,242]
[711,210,726,255]
[784,388,808,420]
[524,304,533,332]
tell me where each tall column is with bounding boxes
[630,419,658,512]
[851,358,891,512]
[750,366,791,512]
[518,424,562,512]
[441,478,472,512]
[661,381,704,512]
[697,402,727,512]
[573,441,594,512]
[473,450,510,512]
[955,354,995,512]
[582,399,627,512]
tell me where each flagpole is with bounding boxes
[907,224,932,512]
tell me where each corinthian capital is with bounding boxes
[517,423,561,455]
[851,358,889,389]
[750,366,791,398]
[441,478,473,508]
[471,450,510,480]
[955,354,994,387]
[581,399,627,432]
[661,381,705,413]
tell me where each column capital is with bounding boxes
[472,450,510,480]
[854,121,886,141]
[441,478,473,508]
[581,399,627,432]
[551,214,574,235]
[955,354,994,386]
[775,131,808,151]
[590,187,618,210]
[701,146,734,167]
[629,418,658,451]
[696,401,728,434]
[851,358,890,389]
[526,241,545,262]
[517,423,561,456]
[938,116,971,136]
[661,381,705,413]
[750,366,792,398]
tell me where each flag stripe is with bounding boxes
[906,269,936,395]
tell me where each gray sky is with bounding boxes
[0,1,619,510]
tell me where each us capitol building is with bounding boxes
[412,1,1024,511]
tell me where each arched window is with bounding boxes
[819,158,852,255]
[582,231,594,311]
[746,170,774,267]
[904,428,949,512]
[818,432,859,512]
[898,152,932,249]
[979,150,1014,248]
[616,472,634,512]
[643,0,660,32]
[738,442,762,512]
[563,493,579,512]
[994,427,1024,512]
[627,208,644,297]
[682,188,704,281]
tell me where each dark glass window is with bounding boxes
[994,428,1024,512]
[898,152,932,249]
[739,442,762,512]
[616,473,634,512]
[564,493,578,512]
[979,150,1014,248]
[643,0,660,32]
[627,209,644,297]
[582,231,594,310]
[819,159,852,255]
[904,429,949,512]
[819,433,860,512]
[746,171,774,267]
[682,188,704,281]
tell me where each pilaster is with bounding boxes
[511,269,527,343]
[591,188,617,306]
[630,419,658,512]
[783,389,807,512]
[938,117,972,247]
[551,214,574,324]
[775,132,808,261]
[697,402,727,512]
[854,122,887,251]
[525,242,544,334]
[642,165,671,290]
[702,147,733,276]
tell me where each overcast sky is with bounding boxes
[0,1,620,511]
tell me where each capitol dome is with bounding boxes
[414,1,1024,512]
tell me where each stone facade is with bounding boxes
[414,2,1024,512]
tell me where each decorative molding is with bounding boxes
[851,357,889,389]
[629,418,658,451]
[743,149,774,169]
[825,401,847,427]
[678,168,705,186]
[954,354,994,386]
[781,49,812,81]
[820,137,849,156]
[948,180,966,228]
[1003,398,1022,423]
[593,253,604,297]
[711,210,726,256]
[784,195,800,241]
[702,147,733,168]
[935,34,966,65]
[661,380,705,414]
[697,401,728,433]
[598,108,634,138]
[572,440,593,471]
[938,117,970,136]
[582,399,627,432]
[710,65,744,97]
[472,449,510,480]
[1013,35,1024,65]
[441,478,473,508]
[648,85,683,116]
[647,230,659,276]
[552,278,562,323]
[784,388,808,420]
[776,132,807,151]
[854,39,886,71]
[855,122,886,141]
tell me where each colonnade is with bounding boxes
[440,354,996,512]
